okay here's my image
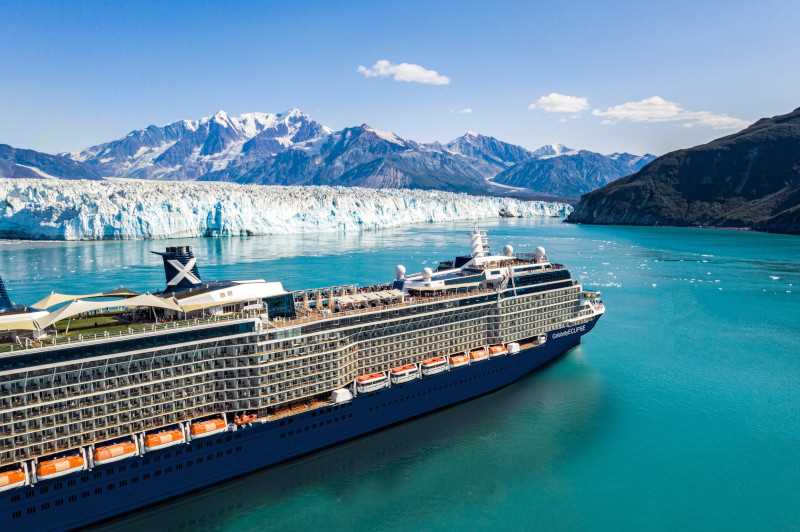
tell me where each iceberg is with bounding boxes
[0,179,572,241]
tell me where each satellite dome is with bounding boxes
[533,246,547,261]
[395,264,406,280]
[422,267,433,281]
[503,244,514,257]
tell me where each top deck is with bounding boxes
[0,262,570,362]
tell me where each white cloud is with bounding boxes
[454,107,473,114]
[357,60,450,86]
[592,96,749,130]
[529,93,590,113]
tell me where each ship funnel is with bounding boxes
[151,246,203,291]
[0,276,13,310]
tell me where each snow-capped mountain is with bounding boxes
[1,144,100,180]
[493,149,656,197]
[530,144,578,159]
[28,108,656,198]
[444,131,534,173]
[71,109,331,180]
[0,179,571,240]
[207,124,492,193]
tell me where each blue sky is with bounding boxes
[1,0,798,155]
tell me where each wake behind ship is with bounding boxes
[0,230,604,530]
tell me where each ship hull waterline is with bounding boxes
[1,316,600,531]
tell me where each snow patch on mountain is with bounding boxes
[0,179,572,240]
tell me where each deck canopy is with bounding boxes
[32,288,141,310]
[0,312,47,331]
[34,294,182,330]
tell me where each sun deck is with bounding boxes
[0,283,499,356]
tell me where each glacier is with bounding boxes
[0,179,572,241]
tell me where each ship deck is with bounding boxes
[0,285,498,356]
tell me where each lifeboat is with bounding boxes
[449,354,470,368]
[507,342,521,355]
[0,468,26,493]
[469,348,489,362]
[37,454,85,481]
[421,356,448,376]
[489,344,507,358]
[94,441,137,466]
[190,417,227,439]
[234,413,259,426]
[390,364,419,384]
[356,372,388,394]
[144,428,185,452]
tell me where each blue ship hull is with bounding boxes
[1,316,599,531]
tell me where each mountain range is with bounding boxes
[567,106,798,234]
[1,109,655,199]
[0,144,101,180]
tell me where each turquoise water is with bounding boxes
[1,219,798,531]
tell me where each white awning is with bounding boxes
[35,294,182,330]
[0,310,48,331]
[32,288,141,310]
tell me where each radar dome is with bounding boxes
[422,267,433,281]
[503,244,514,257]
[533,246,547,261]
[395,264,406,280]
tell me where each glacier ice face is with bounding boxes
[0,179,572,241]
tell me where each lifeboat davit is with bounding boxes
[390,364,419,384]
[0,468,26,492]
[234,413,258,426]
[421,356,448,376]
[144,428,185,451]
[507,342,521,354]
[469,348,489,362]
[356,372,389,393]
[37,454,85,481]
[449,354,470,368]
[489,344,508,358]
[94,441,137,466]
[190,418,227,439]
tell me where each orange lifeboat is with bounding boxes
[144,428,185,451]
[469,348,489,362]
[234,413,258,426]
[37,454,85,481]
[390,364,419,384]
[421,356,448,376]
[449,354,470,368]
[190,418,227,439]
[489,344,507,357]
[94,441,137,466]
[0,468,26,492]
[356,372,388,393]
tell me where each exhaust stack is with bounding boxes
[152,246,203,291]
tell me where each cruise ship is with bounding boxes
[0,230,604,530]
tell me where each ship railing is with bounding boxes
[0,312,258,354]
[276,288,497,328]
